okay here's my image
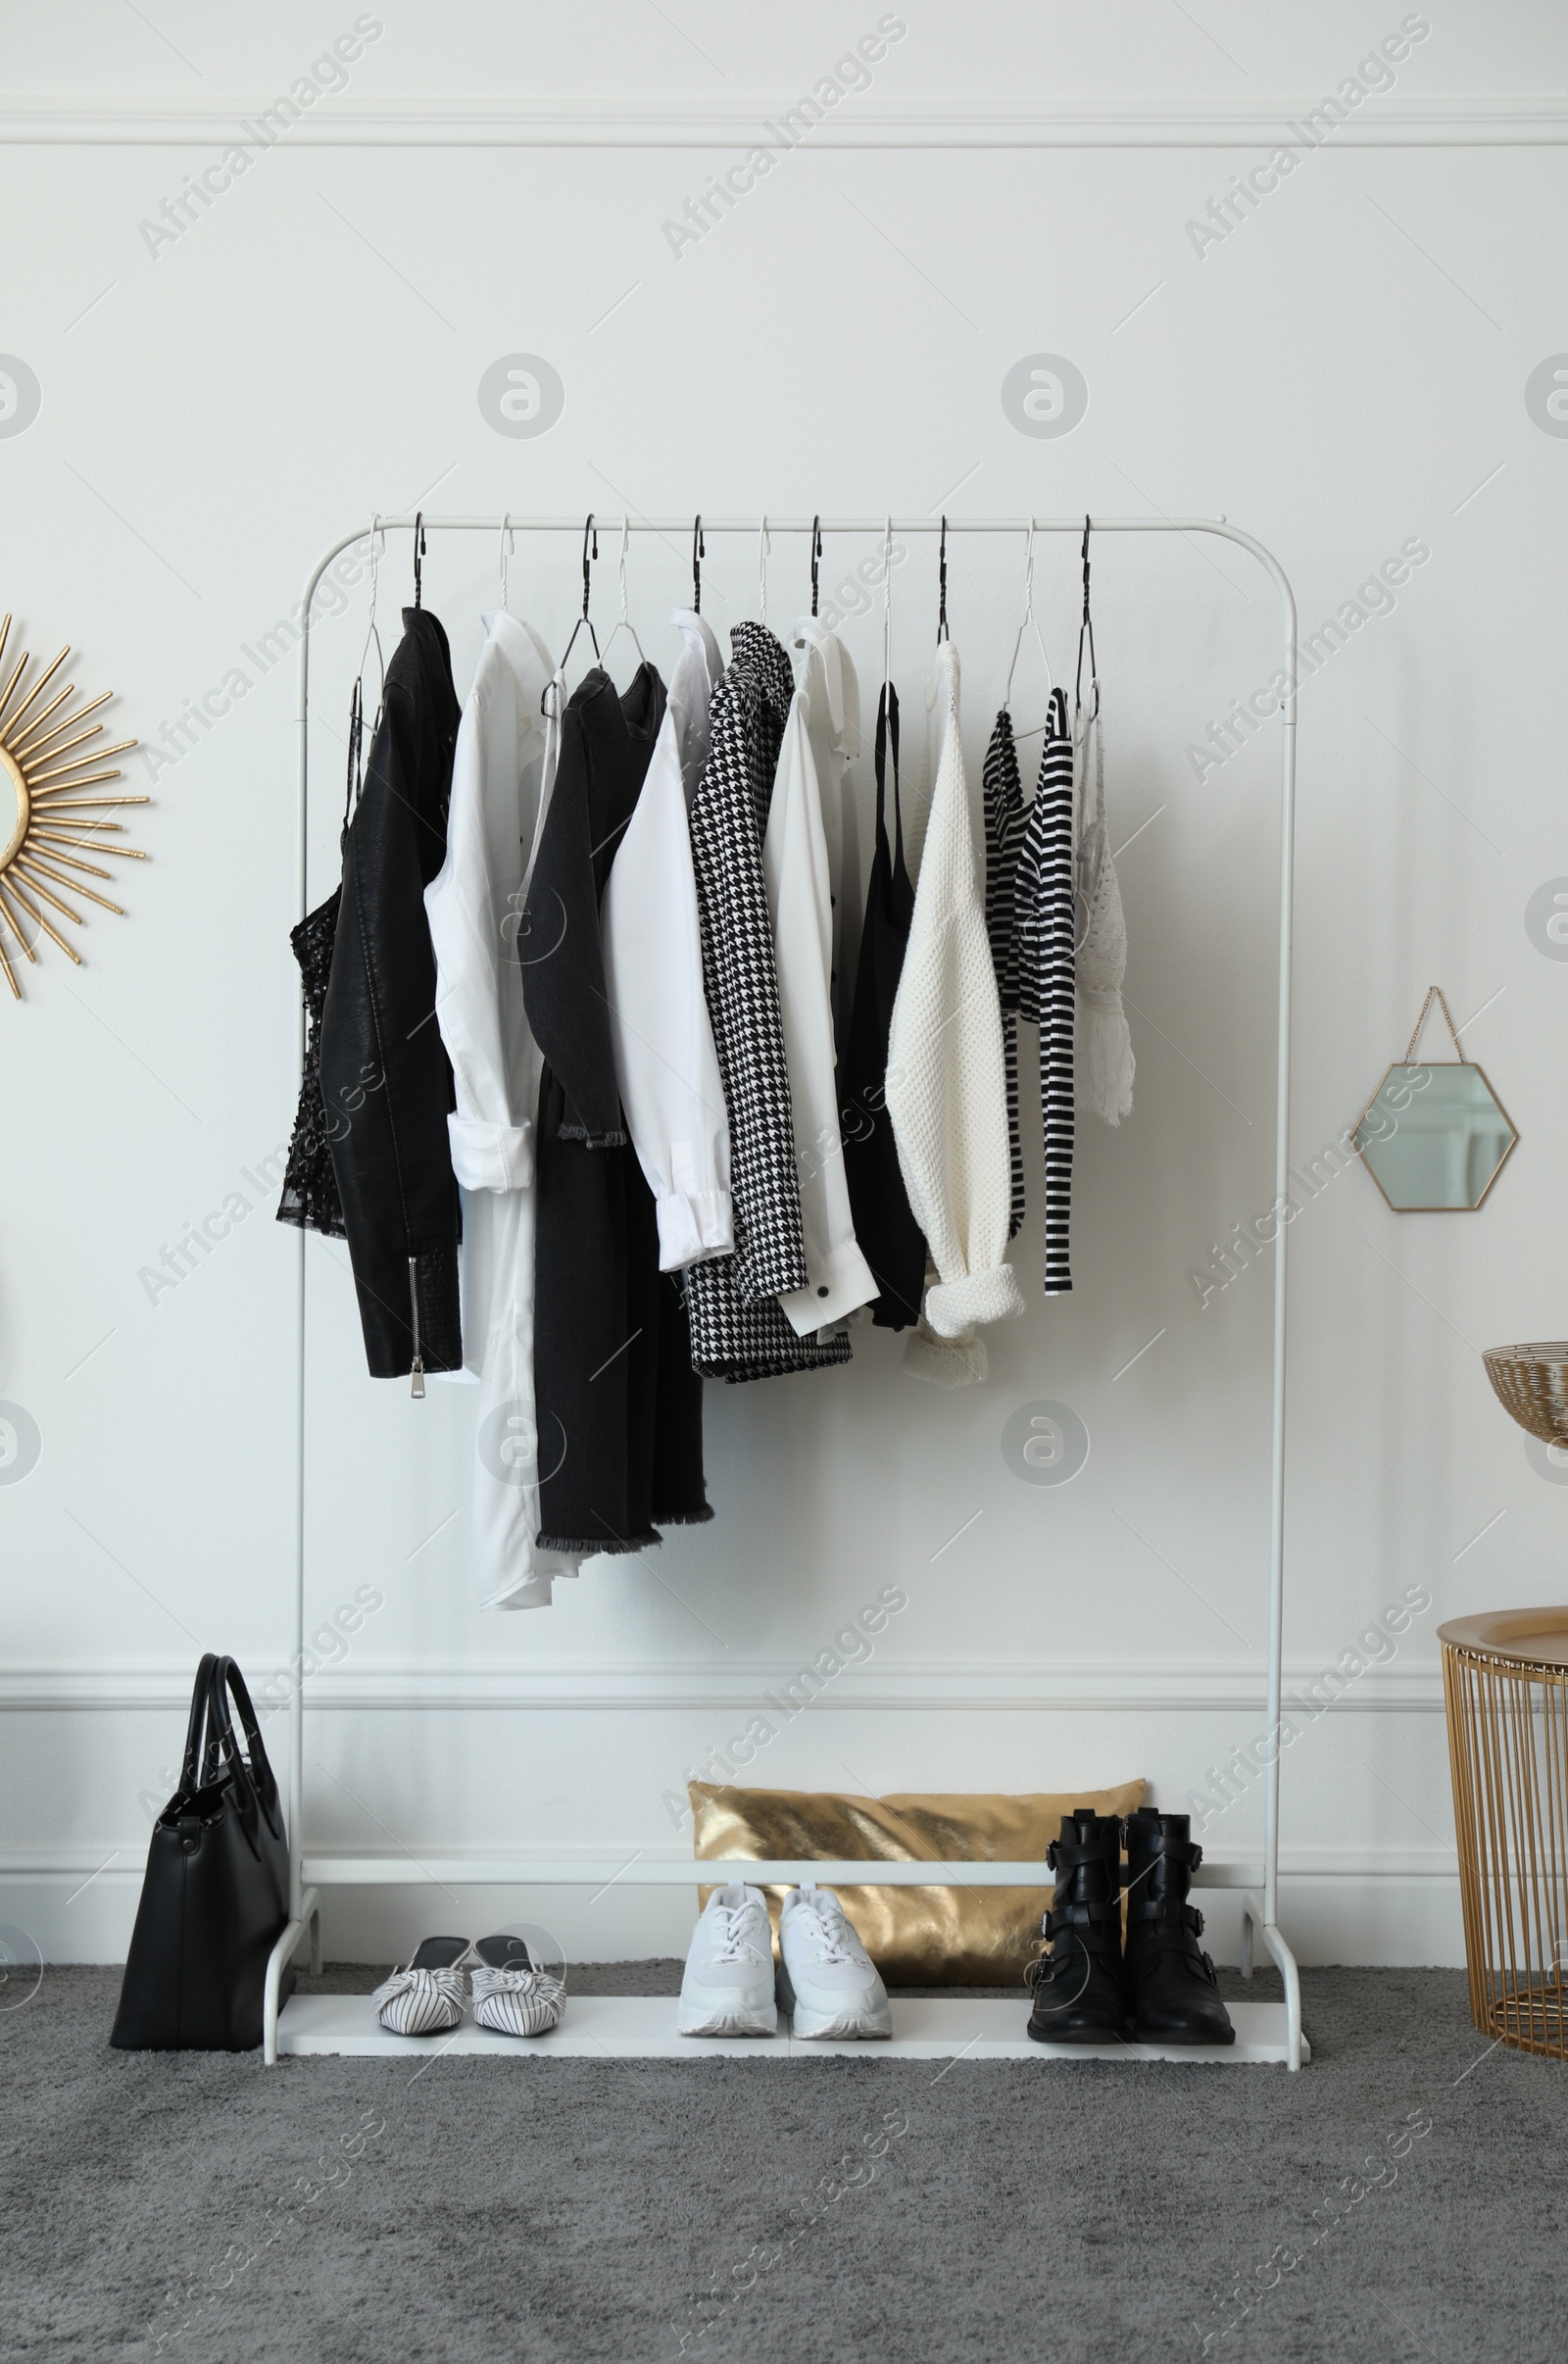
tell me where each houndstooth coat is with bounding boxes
[684,621,851,1383]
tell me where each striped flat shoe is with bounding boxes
[370,1936,474,2036]
[469,1934,565,2038]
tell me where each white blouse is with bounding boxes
[791,616,863,1049]
[601,610,734,1272]
[763,650,878,1335]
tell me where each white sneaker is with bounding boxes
[677,1884,779,2037]
[778,1884,893,2040]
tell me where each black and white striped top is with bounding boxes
[981,707,1027,1241]
[1014,687,1075,1295]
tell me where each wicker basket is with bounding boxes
[1443,1609,1568,2058]
[1482,1344,1568,1447]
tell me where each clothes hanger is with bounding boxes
[356,515,387,714]
[692,515,705,615]
[1071,515,1106,948]
[874,534,904,871]
[1005,518,1056,740]
[343,678,368,834]
[758,514,770,626]
[936,515,950,645]
[498,512,514,616]
[599,517,646,675]
[412,510,425,611]
[1074,514,1100,722]
[793,516,827,657]
[558,513,601,678]
[343,516,387,831]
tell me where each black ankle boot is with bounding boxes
[1122,1809,1235,2045]
[1026,1810,1130,2044]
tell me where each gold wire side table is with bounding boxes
[1442,1608,1568,2058]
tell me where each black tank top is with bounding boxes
[841,683,927,1329]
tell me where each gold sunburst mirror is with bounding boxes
[0,614,143,1000]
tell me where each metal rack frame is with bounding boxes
[263,514,1303,2068]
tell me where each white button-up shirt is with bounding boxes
[764,627,878,1335]
[424,611,580,1610]
[602,610,734,1272]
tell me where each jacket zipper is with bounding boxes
[408,1256,425,1399]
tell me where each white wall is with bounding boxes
[3,4,1566,1969]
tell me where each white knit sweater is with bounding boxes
[886,641,1024,1380]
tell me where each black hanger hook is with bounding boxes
[936,516,949,645]
[560,515,602,676]
[1075,513,1099,717]
[581,513,598,617]
[342,673,365,840]
[692,514,705,615]
[413,511,425,610]
[810,514,822,616]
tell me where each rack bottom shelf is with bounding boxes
[274,1992,1306,2066]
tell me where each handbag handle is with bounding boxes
[179,1652,221,1791]
[204,1658,287,1848]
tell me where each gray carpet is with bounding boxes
[2,1962,1560,2362]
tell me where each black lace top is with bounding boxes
[275,887,347,1236]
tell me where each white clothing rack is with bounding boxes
[265,514,1303,2069]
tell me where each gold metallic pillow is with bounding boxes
[690,1779,1146,1988]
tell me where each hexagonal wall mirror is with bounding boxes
[1353,1062,1517,1209]
[1351,990,1517,1212]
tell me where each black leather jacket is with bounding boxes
[320,608,463,1383]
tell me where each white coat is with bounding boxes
[886,640,1024,1381]
[424,612,579,1611]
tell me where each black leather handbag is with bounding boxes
[111,1654,292,2051]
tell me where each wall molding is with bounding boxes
[0,1660,1446,1713]
[1,96,1565,149]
